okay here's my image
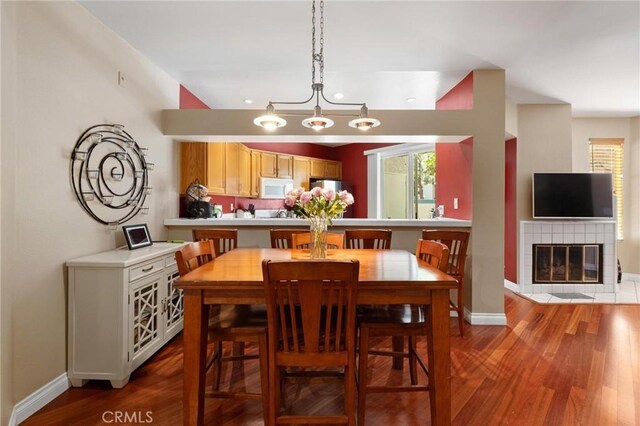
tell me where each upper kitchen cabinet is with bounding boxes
[260,152,293,178]
[250,150,260,197]
[179,142,225,194]
[225,143,251,197]
[310,159,342,180]
[260,152,277,177]
[293,157,310,190]
[277,155,293,178]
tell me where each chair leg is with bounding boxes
[233,341,246,367]
[213,341,223,391]
[257,334,270,426]
[408,336,418,385]
[357,326,370,426]
[457,284,464,336]
[345,359,356,426]
[391,336,404,370]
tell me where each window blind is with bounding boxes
[589,138,623,239]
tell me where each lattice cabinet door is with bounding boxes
[164,267,184,339]
[129,273,163,371]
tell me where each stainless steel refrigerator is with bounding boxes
[309,179,354,218]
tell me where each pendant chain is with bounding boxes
[311,0,325,86]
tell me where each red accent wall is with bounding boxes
[435,72,474,111]
[179,85,210,109]
[435,138,473,219]
[434,72,474,220]
[504,138,517,282]
[334,143,397,218]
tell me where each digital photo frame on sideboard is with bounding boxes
[122,224,153,250]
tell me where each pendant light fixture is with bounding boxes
[254,0,380,132]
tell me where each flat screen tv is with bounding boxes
[533,173,614,219]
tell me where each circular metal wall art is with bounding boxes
[70,124,152,228]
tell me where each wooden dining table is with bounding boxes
[175,248,458,426]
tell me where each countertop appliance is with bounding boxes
[310,179,354,218]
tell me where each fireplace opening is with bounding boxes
[533,244,603,284]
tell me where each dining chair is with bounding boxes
[175,241,269,423]
[344,229,392,249]
[356,240,449,426]
[269,228,307,249]
[422,229,470,336]
[192,229,238,257]
[291,232,345,249]
[262,259,360,425]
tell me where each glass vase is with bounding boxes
[308,214,328,259]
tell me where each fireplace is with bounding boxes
[518,221,616,294]
[533,244,603,284]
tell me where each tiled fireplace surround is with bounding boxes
[519,221,616,294]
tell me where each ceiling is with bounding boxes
[81,1,639,118]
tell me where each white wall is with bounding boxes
[1,1,179,416]
[572,117,638,273]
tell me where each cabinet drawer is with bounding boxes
[165,254,177,269]
[129,259,164,282]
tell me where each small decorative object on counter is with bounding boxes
[285,187,354,258]
[185,180,212,219]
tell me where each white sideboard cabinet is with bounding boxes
[67,242,187,388]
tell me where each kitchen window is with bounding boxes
[366,144,436,219]
[589,138,624,239]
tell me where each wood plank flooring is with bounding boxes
[24,290,640,425]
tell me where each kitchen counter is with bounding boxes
[164,217,471,252]
[164,217,471,227]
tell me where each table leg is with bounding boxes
[183,290,209,426]
[425,289,452,426]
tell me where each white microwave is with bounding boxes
[259,177,294,199]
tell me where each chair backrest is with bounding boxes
[192,229,238,256]
[262,259,359,365]
[175,241,216,277]
[270,229,307,249]
[415,239,450,273]
[421,229,470,279]
[291,232,344,249]
[344,229,392,249]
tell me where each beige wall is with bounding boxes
[571,118,637,273]
[627,117,640,274]
[1,1,179,416]
[515,105,573,279]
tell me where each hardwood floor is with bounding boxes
[24,290,640,425]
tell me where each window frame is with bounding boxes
[589,138,624,240]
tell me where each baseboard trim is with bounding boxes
[464,308,507,326]
[10,373,70,425]
[622,272,640,282]
[504,279,519,293]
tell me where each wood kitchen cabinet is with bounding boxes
[260,152,292,178]
[325,160,342,179]
[310,159,342,180]
[293,157,310,190]
[260,152,277,177]
[225,143,251,196]
[180,142,226,194]
[277,155,293,178]
[250,150,260,197]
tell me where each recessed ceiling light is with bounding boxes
[406,97,417,103]
[333,92,344,99]
[243,99,253,104]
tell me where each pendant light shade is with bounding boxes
[253,104,287,130]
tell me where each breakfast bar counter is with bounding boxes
[164,217,471,252]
